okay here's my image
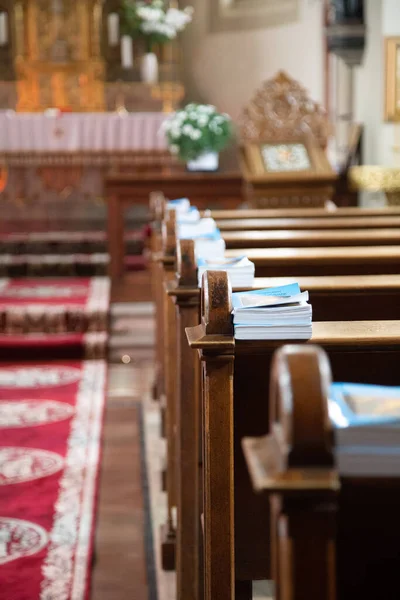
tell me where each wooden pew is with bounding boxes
[150,206,400,581]
[150,192,400,232]
[217,216,400,231]
[186,270,400,599]
[243,345,338,600]
[243,345,400,600]
[223,228,400,248]
[168,243,400,600]
[209,205,400,220]
[225,246,400,277]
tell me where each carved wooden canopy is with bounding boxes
[239,71,330,149]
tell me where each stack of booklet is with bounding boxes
[329,382,400,476]
[167,197,190,214]
[179,218,225,260]
[231,283,312,340]
[197,256,255,288]
[167,198,200,223]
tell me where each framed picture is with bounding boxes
[242,134,334,182]
[384,37,400,122]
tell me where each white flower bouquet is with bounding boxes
[162,103,234,162]
[122,0,193,52]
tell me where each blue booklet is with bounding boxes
[329,382,400,428]
[168,197,190,207]
[232,283,303,310]
[181,228,222,241]
[197,256,248,268]
[329,383,400,474]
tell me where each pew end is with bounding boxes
[242,435,339,495]
[243,345,339,496]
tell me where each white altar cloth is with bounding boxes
[0,111,169,153]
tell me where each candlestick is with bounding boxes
[0,12,8,46]
[107,12,119,47]
[121,35,133,69]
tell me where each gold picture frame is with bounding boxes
[241,134,334,183]
[384,36,400,122]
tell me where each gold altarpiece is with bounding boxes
[0,0,184,112]
[13,0,105,112]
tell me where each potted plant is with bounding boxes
[121,0,193,84]
[162,103,234,171]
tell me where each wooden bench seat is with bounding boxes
[217,215,400,231]
[209,206,400,220]
[186,270,400,599]
[223,228,400,248]
[226,245,400,276]
[243,345,400,600]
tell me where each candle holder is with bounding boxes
[151,82,184,113]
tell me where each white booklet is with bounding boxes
[167,197,191,215]
[197,256,255,288]
[179,218,218,239]
[232,283,312,340]
[330,382,400,476]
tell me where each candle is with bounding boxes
[0,12,8,46]
[121,35,133,69]
[107,12,119,47]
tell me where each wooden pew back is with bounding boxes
[187,271,400,599]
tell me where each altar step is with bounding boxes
[109,302,155,364]
[0,229,146,256]
[0,253,147,277]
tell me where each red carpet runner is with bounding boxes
[0,360,107,600]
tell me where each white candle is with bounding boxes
[0,13,8,47]
[107,12,119,47]
[121,35,133,69]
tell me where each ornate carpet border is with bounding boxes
[0,278,110,335]
[40,360,107,599]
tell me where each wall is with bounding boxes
[180,0,325,120]
[381,0,400,166]
[354,0,400,167]
[354,0,384,165]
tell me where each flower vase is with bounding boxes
[141,52,159,85]
[186,152,219,172]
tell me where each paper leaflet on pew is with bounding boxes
[167,198,225,258]
[167,198,200,223]
[329,382,400,476]
[197,256,255,288]
[231,283,312,340]
[179,218,226,260]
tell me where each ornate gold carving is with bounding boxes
[151,82,185,113]
[239,71,330,149]
[349,166,400,192]
[14,0,105,112]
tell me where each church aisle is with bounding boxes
[92,298,156,600]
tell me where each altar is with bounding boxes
[0,111,171,233]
